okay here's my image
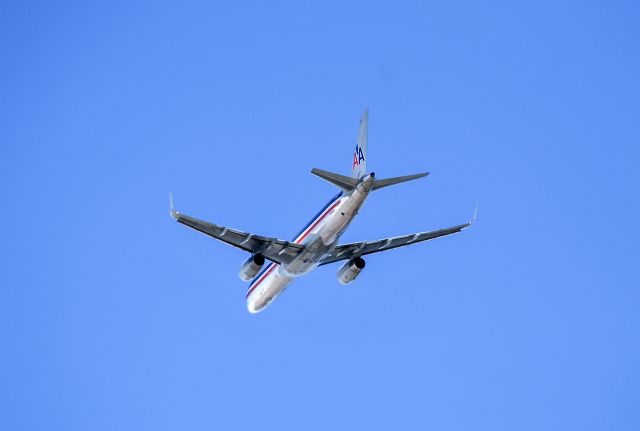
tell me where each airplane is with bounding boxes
[170,109,475,313]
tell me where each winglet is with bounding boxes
[470,202,479,225]
[169,192,179,220]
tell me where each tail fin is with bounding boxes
[351,108,368,179]
[312,109,429,193]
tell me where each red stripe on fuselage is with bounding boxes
[293,200,341,244]
[246,263,278,297]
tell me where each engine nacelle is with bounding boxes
[239,254,265,281]
[337,257,365,285]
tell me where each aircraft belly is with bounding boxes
[246,266,293,313]
[321,202,356,244]
[246,177,374,313]
[321,186,370,244]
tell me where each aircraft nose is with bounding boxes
[247,299,264,314]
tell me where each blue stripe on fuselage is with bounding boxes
[249,261,276,289]
[291,192,343,242]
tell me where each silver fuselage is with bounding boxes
[246,174,375,313]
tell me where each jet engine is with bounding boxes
[337,257,365,285]
[239,254,265,281]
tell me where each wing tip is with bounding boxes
[470,202,479,225]
[460,203,478,231]
[169,192,179,220]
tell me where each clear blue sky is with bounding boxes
[1,1,639,429]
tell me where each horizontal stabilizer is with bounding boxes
[311,168,358,192]
[372,172,429,191]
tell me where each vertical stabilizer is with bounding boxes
[351,108,368,178]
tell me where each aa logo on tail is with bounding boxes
[353,144,365,168]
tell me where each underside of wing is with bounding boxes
[173,211,304,265]
[319,222,471,266]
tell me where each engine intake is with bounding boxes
[239,254,265,281]
[337,257,365,284]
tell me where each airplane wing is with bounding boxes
[319,211,476,266]
[170,194,303,265]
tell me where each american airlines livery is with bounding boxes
[170,109,475,313]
